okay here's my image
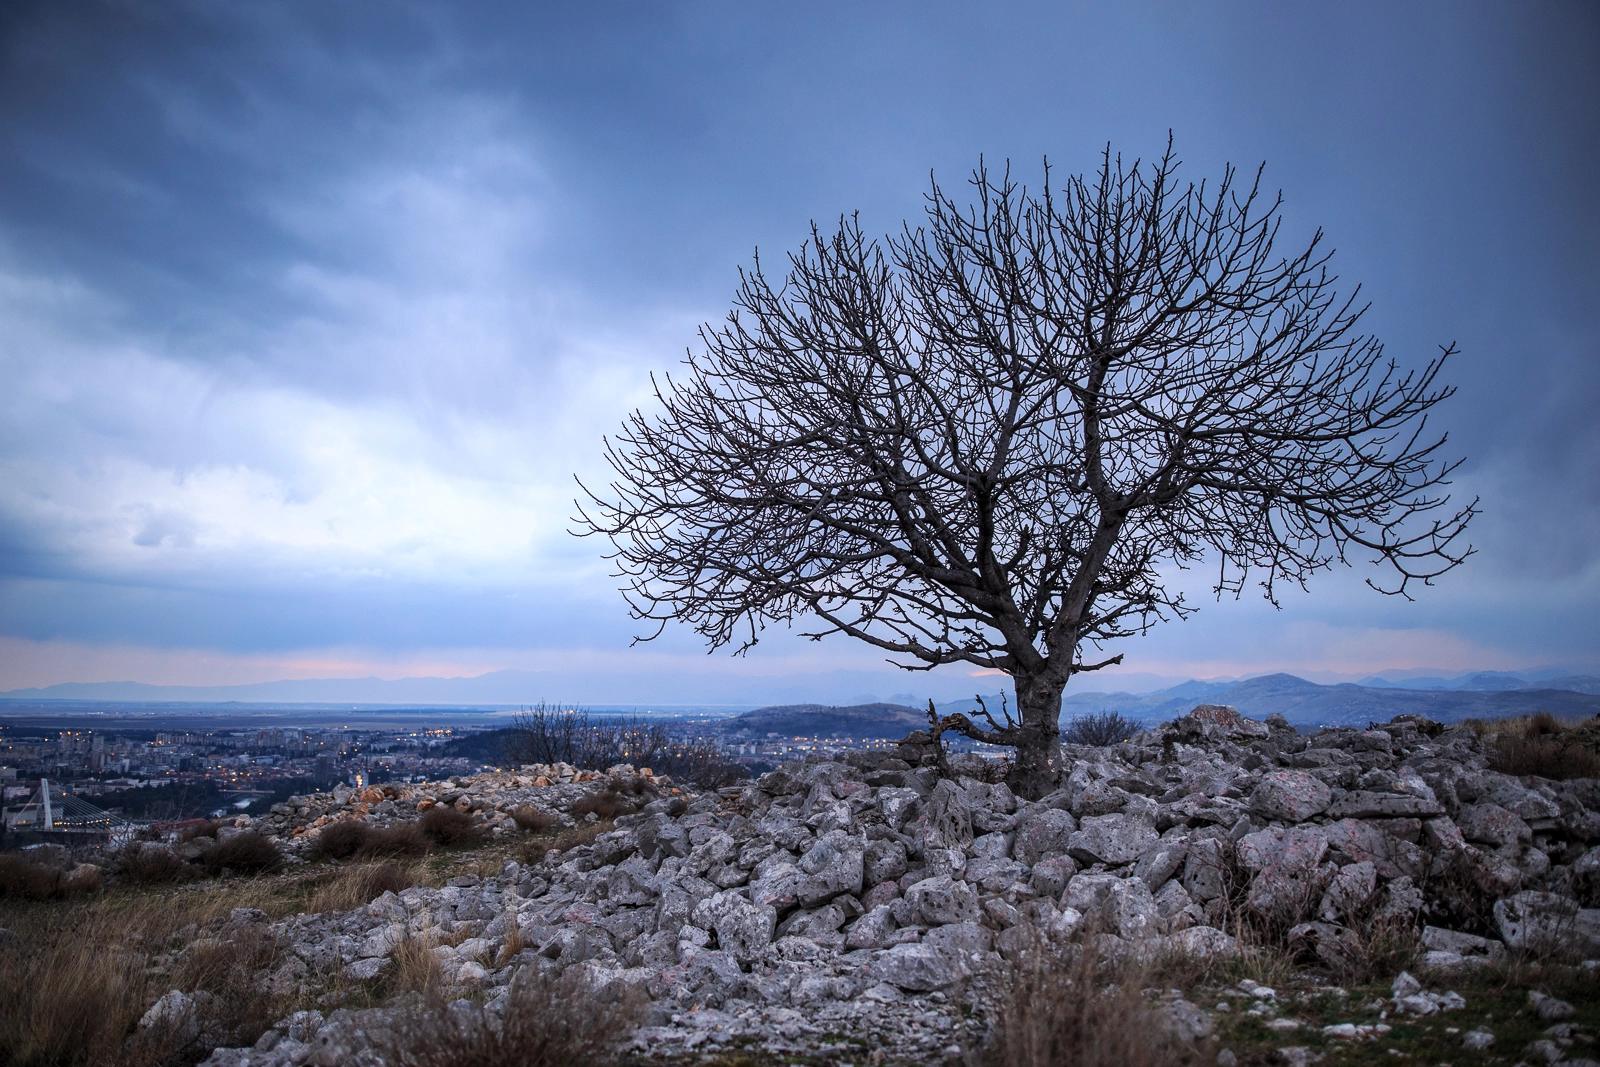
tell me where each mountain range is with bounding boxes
[718,672,1600,738]
[4,668,1598,733]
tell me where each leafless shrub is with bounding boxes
[117,843,186,886]
[571,790,638,820]
[421,806,484,847]
[502,703,746,788]
[0,854,100,901]
[378,967,645,1067]
[181,819,226,842]
[359,821,432,857]
[201,832,283,875]
[1063,711,1140,747]
[977,938,1185,1067]
[512,806,560,832]
[310,819,372,860]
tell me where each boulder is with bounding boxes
[1067,813,1158,866]
[905,874,981,926]
[1493,891,1600,956]
[1455,803,1532,848]
[1014,807,1077,866]
[1251,771,1333,823]
[691,891,777,963]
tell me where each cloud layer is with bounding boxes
[1,1,1596,698]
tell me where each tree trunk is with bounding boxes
[1009,670,1067,799]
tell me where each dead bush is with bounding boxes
[512,805,559,832]
[0,854,65,901]
[117,843,187,886]
[1464,711,1600,780]
[420,806,484,847]
[1064,711,1141,747]
[310,819,372,860]
[359,821,431,857]
[182,819,226,841]
[977,940,1186,1067]
[571,790,637,820]
[377,967,645,1067]
[0,854,98,901]
[202,832,283,875]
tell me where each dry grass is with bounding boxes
[171,924,287,1048]
[975,938,1189,1067]
[1461,711,1600,780]
[421,806,485,846]
[0,877,294,1066]
[386,931,447,1001]
[375,967,645,1067]
[512,805,560,832]
[520,819,614,865]
[306,860,428,914]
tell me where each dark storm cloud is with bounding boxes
[0,0,1596,686]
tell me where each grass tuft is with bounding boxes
[376,967,645,1067]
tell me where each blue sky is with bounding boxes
[0,1,1596,701]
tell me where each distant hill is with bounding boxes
[728,675,1600,740]
[1046,673,1600,731]
[1360,671,1600,695]
[718,702,930,740]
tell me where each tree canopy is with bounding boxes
[575,142,1475,795]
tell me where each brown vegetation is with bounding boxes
[977,940,1187,1067]
[376,968,645,1067]
[420,805,485,846]
[1482,711,1600,780]
[571,790,638,820]
[310,819,372,860]
[201,832,284,875]
[117,842,187,886]
[0,877,291,1066]
[0,853,100,901]
[512,805,559,832]
[309,819,432,862]
[361,821,431,857]
[172,924,287,1049]
[307,860,426,914]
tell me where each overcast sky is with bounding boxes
[0,1,1596,701]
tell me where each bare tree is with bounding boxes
[500,704,748,789]
[575,141,1476,797]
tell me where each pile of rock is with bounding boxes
[184,704,1600,1065]
[243,764,668,852]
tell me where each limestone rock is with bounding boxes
[1251,771,1333,823]
[1067,813,1158,866]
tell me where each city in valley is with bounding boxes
[0,703,920,836]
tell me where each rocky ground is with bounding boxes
[20,704,1600,1066]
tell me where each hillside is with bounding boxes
[716,702,929,739]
